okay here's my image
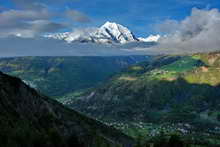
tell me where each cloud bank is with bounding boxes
[151,8,220,54]
[0,37,149,57]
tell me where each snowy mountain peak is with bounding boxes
[101,21,126,32]
[45,22,159,44]
[98,21,138,44]
[102,21,118,28]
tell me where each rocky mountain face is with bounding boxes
[67,52,220,145]
[45,22,159,44]
[0,56,149,97]
[0,71,135,147]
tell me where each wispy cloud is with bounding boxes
[66,10,91,23]
[11,0,78,9]
[175,0,207,6]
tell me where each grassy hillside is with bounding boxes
[67,52,220,146]
[0,56,148,97]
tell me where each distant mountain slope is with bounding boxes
[0,71,135,147]
[0,56,148,97]
[67,52,220,144]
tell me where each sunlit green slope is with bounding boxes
[67,52,220,145]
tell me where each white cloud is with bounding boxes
[151,8,220,54]
[138,35,161,42]
[0,9,66,37]
[0,9,50,25]
[0,0,91,38]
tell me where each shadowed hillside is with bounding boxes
[0,71,135,147]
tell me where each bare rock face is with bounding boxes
[0,72,135,147]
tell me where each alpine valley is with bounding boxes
[2,51,220,146]
[65,52,220,146]
[2,0,220,146]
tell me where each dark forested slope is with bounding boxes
[0,71,135,147]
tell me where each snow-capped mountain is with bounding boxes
[45,22,138,44]
[45,22,159,44]
[96,21,138,43]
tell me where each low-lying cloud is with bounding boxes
[0,37,148,57]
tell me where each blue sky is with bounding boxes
[69,0,218,36]
[0,0,220,37]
